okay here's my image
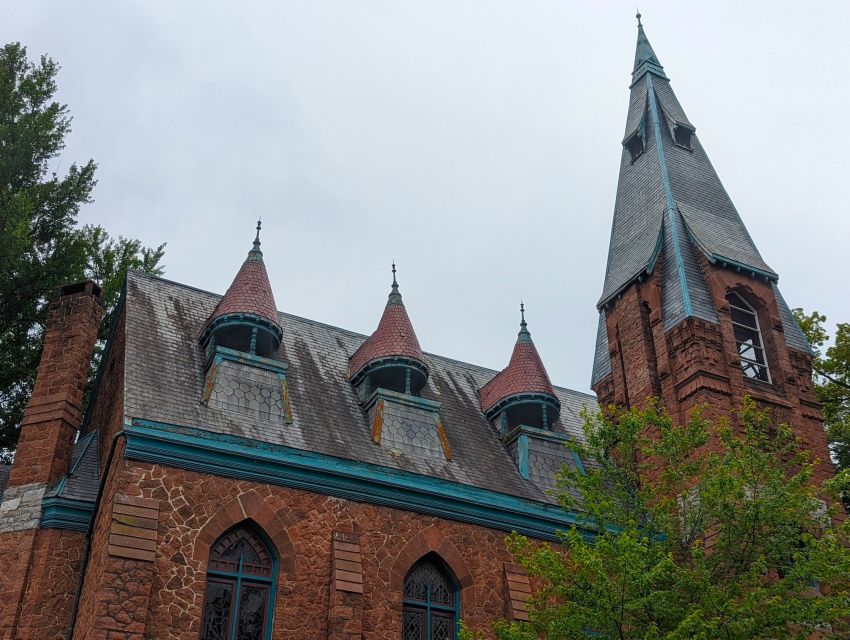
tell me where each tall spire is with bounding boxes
[200,222,282,357]
[591,14,805,387]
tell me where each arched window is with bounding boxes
[727,291,770,382]
[200,524,277,640]
[402,556,459,640]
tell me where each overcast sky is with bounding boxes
[6,1,850,393]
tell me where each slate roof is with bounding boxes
[123,271,595,504]
[479,317,558,414]
[348,277,427,380]
[204,236,280,333]
[0,463,10,501]
[46,432,100,502]
[592,20,808,382]
[590,312,612,388]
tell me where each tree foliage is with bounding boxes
[0,42,165,456]
[793,309,850,475]
[465,400,850,639]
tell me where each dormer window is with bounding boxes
[625,132,645,162]
[673,124,693,150]
[727,292,770,382]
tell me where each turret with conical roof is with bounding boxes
[200,221,282,358]
[479,304,560,433]
[349,264,429,397]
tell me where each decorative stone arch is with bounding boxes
[390,526,475,609]
[193,490,295,576]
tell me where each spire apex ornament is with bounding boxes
[253,218,262,247]
[636,10,642,27]
[518,301,532,344]
[388,262,402,305]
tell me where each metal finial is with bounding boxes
[391,261,398,287]
[520,301,526,325]
[252,218,262,252]
[636,10,642,27]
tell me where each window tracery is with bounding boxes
[402,556,459,640]
[200,524,276,640]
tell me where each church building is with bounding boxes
[0,18,831,640]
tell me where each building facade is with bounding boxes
[0,19,833,640]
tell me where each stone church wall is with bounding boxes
[73,458,526,639]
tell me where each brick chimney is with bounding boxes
[8,281,105,488]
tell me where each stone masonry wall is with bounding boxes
[594,259,834,486]
[74,458,525,639]
[16,528,86,640]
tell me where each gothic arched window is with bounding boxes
[200,524,277,640]
[727,291,770,382]
[402,556,459,640]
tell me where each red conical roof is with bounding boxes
[203,223,281,337]
[479,311,556,415]
[349,268,426,380]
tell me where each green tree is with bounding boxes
[465,400,850,639]
[0,42,165,457]
[793,309,850,475]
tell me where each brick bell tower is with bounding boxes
[591,15,832,484]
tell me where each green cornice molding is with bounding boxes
[124,418,593,542]
[40,496,95,532]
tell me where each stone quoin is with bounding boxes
[0,16,833,640]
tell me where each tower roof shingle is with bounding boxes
[479,309,557,415]
[202,223,281,340]
[348,267,427,381]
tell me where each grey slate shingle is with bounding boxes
[123,271,595,503]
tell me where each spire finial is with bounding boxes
[517,300,532,343]
[636,9,642,27]
[250,218,263,256]
[387,261,403,305]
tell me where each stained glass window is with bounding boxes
[727,292,770,383]
[201,525,276,640]
[402,556,458,640]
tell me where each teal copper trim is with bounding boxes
[647,74,693,318]
[40,496,95,531]
[363,387,441,412]
[124,418,594,542]
[517,434,530,479]
[679,221,778,283]
[211,345,288,374]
